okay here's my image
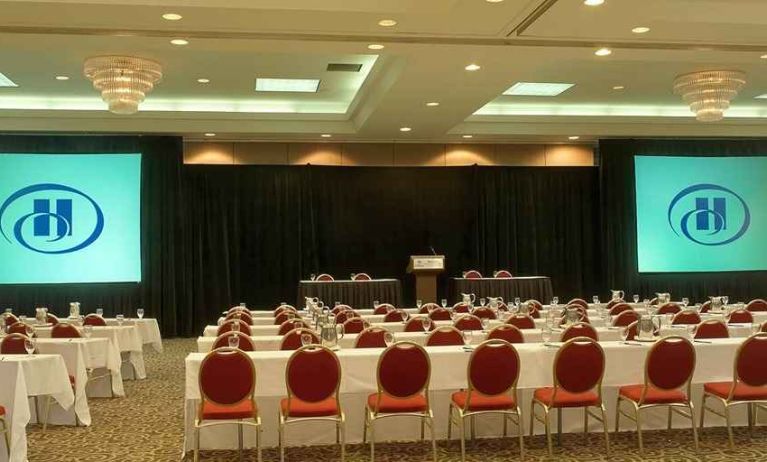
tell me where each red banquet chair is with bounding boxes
[274,311,298,325]
[383,310,409,323]
[46,314,59,326]
[225,311,254,325]
[700,333,767,447]
[530,337,610,456]
[8,322,34,336]
[525,299,543,315]
[472,307,497,320]
[226,306,249,315]
[335,310,358,325]
[448,340,524,461]
[657,303,682,315]
[315,274,335,282]
[454,315,483,332]
[506,315,536,330]
[699,301,712,313]
[0,333,29,354]
[365,341,436,462]
[613,310,640,328]
[453,303,471,314]
[426,326,465,346]
[352,273,372,281]
[605,299,625,311]
[194,347,261,462]
[567,298,588,309]
[428,308,452,322]
[487,324,525,344]
[419,303,439,314]
[463,270,483,279]
[616,336,698,453]
[672,310,702,325]
[217,320,252,337]
[373,303,395,315]
[728,309,754,324]
[2,313,18,328]
[83,314,107,327]
[624,321,660,341]
[280,328,320,351]
[212,332,256,351]
[694,320,729,339]
[404,317,433,333]
[343,317,368,334]
[274,305,297,317]
[355,327,390,349]
[280,345,344,462]
[51,323,81,338]
[493,270,513,279]
[561,323,599,342]
[608,303,634,317]
[747,299,767,312]
[0,404,8,458]
[332,305,353,315]
[278,320,309,336]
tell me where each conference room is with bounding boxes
[1,1,767,461]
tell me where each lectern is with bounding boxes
[406,255,445,303]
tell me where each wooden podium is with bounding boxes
[406,255,445,303]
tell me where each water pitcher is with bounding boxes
[656,293,671,305]
[637,315,659,341]
[710,296,724,313]
[318,318,344,349]
[461,293,476,306]
[69,302,81,318]
[610,290,625,301]
[35,307,48,324]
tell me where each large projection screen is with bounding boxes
[0,153,141,283]
[635,155,767,273]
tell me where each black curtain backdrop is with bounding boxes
[600,138,767,303]
[182,165,601,331]
[0,135,187,336]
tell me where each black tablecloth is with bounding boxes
[297,279,403,310]
[450,276,553,305]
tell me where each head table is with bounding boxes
[183,337,752,454]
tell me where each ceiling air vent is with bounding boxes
[326,63,363,72]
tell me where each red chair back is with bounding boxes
[225,311,253,325]
[383,310,409,323]
[8,322,33,336]
[649,297,659,306]
[525,300,543,311]
[51,323,81,338]
[608,303,633,316]
[657,303,682,315]
[472,307,497,320]
[374,303,395,315]
[83,314,107,327]
[342,317,368,334]
[419,303,439,314]
[699,301,712,313]
[212,332,255,351]
[355,327,389,348]
[315,274,334,282]
[352,273,372,281]
[554,338,605,394]
[286,346,341,405]
[463,270,482,279]
[426,326,464,346]
[646,336,695,390]
[468,340,519,397]
[624,321,639,341]
[671,310,701,325]
[428,308,452,321]
[506,314,536,330]
[694,320,729,339]
[377,342,430,398]
[453,303,471,314]
[227,307,250,315]
[567,298,588,309]
[3,313,19,327]
[280,328,320,350]
[493,270,513,278]
[606,299,625,311]
[736,333,767,387]
[335,310,358,325]
[747,299,767,312]
[561,323,599,342]
[455,315,483,331]
[46,314,59,325]
[331,305,352,315]
[0,333,28,354]
[487,324,524,344]
[613,310,639,327]
[274,311,297,325]
[404,317,433,332]
[199,347,255,407]
[274,305,296,317]
[728,309,753,324]
[278,320,308,336]
[217,320,252,336]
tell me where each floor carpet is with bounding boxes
[25,338,767,461]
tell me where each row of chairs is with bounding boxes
[312,273,372,282]
[4,315,108,337]
[3,313,109,329]
[462,270,513,279]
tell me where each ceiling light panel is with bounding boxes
[503,82,575,96]
[255,78,320,93]
[0,72,18,87]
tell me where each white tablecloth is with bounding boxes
[0,355,75,462]
[183,338,752,453]
[104,319,163,353]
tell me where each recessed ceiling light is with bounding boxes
[584,0,605,5]
[503,82,575,96]
[400,127,412,132]
[170,38,189,46]
[204,133,216,137]
[426,102,440,107]
[612,85,625,90]
[367,44,385,50]
[568,136,580,140]
[378,19,397,27]
[321,134,332,138]
[755,94,767,99]
[632,26,650,34]
[761,54,767,59]
[162,13,183,21]
[486,0,504,2]
[462,135,474,139]
[255,78,320,93]
[595,47,612,56]
[55,75,70,81]
[0,72,18,87]
[465,63,481,71]
[197,78,210,84]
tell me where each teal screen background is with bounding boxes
[0,154,141,283]
[635,155,767,273]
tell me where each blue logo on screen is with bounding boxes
[667,183,750,246]
[0,184,104,254]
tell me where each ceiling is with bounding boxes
[0,0,765,142]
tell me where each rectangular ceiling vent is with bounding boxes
[326,63,363,73]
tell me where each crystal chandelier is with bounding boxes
[673,70,746,122]
[83,56,163,114]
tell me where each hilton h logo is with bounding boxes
[0,183,104,254]
[667,183,750,246]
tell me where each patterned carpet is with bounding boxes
[25,338,767,461]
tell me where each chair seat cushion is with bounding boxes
[451,390,517,411]
[69,375,76,387]
[367,393,428,413]
[280,397,339,418]
[202,399,256,420]
[533,387,600,408]
[619,384,687,404]
[704,381,767,400]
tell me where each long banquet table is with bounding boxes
[297,279,403,310]
[450,276,553,305]
[183,337,752,454]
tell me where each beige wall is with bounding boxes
[184,142,594,167]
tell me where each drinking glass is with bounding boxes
[228,334,240,349]
[462,330,473,345]
[309,274,316,281]
[384,332,394,347]
[551,296,559,306]
[24,337,36,355]
[96,308,104,317]
[481,318,490,332]
[620,327,630,344]
[287,312,296,321]
[400,310,408,322]
[686,324,696,339]
[116,314,125,326]
[479,298,486,307]
[300,333,314,347]
[84,325,93,338]
[136,308,145,319]
[280,302,287,307]
[738,302,745,312]
[752,323,762,335]
[4,308,11,314]
[682,297,689,307]
[633,294,640,304]
[19,315,27,324]
[416,300,423,311]
[441,299,448,308]
[231,321,240,333]
[334,301,341,307]
[514,297,521,307]
[373,300,380,309]
[593,296,600,304]
[541,326,553,345]
[421,317,431,332]
[723,296,729,306]
[25,325,34,337]
[239,302,246,307]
